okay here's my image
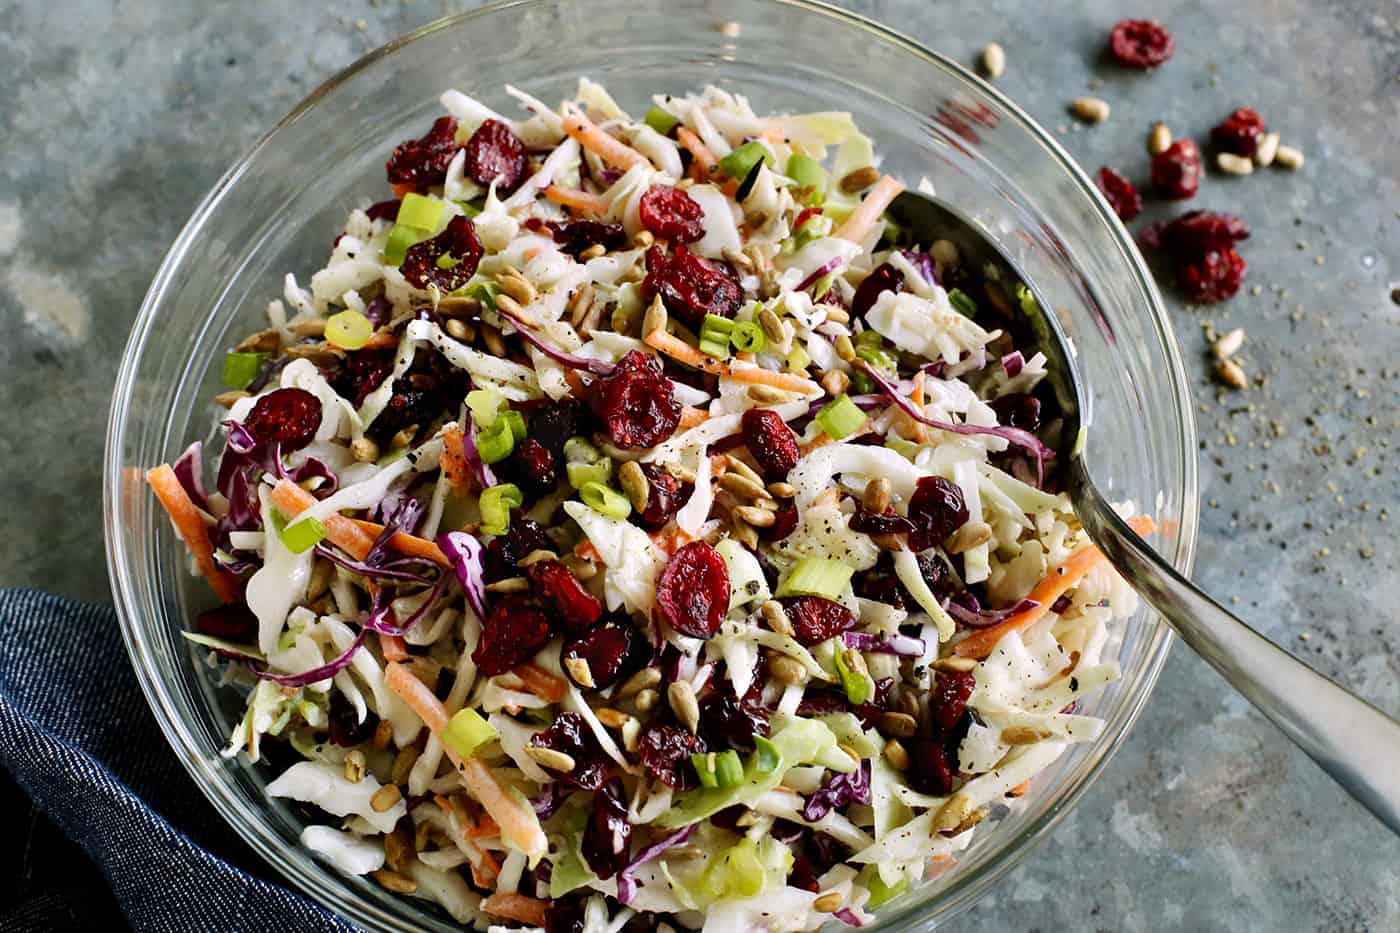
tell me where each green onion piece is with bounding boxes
[716,140,773,180]
[436,253,461,270]
[810,272,835,301]
[383,223,431,265]
[786,154,827,194]
[698,338,732,360]
[476,418,516,465]
[712,750,744,788]
[860,865,909,908]
[397,192,444,231]
[457,278,499,308]
[815,394,866,440]
[566,458,612,490]
[854,328,884,349]
[644,106,680,136]
[785,345,810,373]
[948,287,978,319]
[692,752,719,788]
[729,321,766,353]
[455,198,484,219]
[280,516,327,554]
[442,709,497,760]
[222,351,267,389]
[501,410,527,443]
[776,556,855,601]
[466,388,504,428]
[563,436,602,464]
[325,310,374,351]
[855,344,897,373]
[753,735,781,774]
[704,838,766,899]
[699,314,737,359]
[833,646,872,705]
[478,483,522,536]
[848,370,875,395]
[580,481,631,520]
[1014,282,1039,314]
[885,437,920,460]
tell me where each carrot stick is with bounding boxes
[910,373,929,443]
[384,663,548,860]
[146,465,239,603]
[835,174,905,243]
[470,849,502,888]
[954,515,1157,659]
[643,327,820,395]
[439,426,471,494]
[675,126,716,180]
[270,479,378,561]
[468,812,501,840]
[347,519,450,567]
[543,184,608,217]
[562,112,649,171]
[512,662,567,703]
[379,633,410,663]
[679,406,709,430]
[481,893,548,926]
[390,182,415,199]
[573,539,603,567]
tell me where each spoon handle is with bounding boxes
[1074,475,1400,835]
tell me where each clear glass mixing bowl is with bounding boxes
[104,1,1198,928]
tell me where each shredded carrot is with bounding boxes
[835,174,905,243]
[954,515,1158,659]
[543,184,607,216]
[643,327,820,395]
[909,373,929,443]
[562,368,588,397]
[361,331,399,350]
[512,662,567,703]
[679,406,710,431]
[799,432,838,456]
[1007,780,1031,798]
[439,426,471,494]
[719,177,740,199]
[270,479,378,561]
[384,663,548,859]
[675,127,715,180]
[573,539,603,566]
[390,182,415,199]
[146,465,239,603]
[468,812,501,840]
[470,849,502,888]
[649,525,695,557]
[562,112,649,171]
[347,519,450,567]
[481,893,549,926]
[379,633,410,663]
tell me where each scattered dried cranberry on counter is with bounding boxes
[1143,210,1251,303]
[1095,166,1142,221]
[1108,19,1175,69]
[385,115,460,189]
[1150,139,1202,200]
[1210,107,1266,157]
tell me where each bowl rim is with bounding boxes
[104,0,1199,928]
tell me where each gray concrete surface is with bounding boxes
[1,0,1397,929]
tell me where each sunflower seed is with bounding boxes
[579,243,607,261]
[373,719,394,751]
[946,520,993,554]
[481,322,507,357]
[760,600,795,637]
[1254,132,1280,167]
[981,42,1006,79]
[747,383,788,403]
[213,390,249,408]
[821,369,849,396]
[668,680,701,734]
[768,654,808,685]
[839,166,881,194]
[878,711,919,738]
[1148,122,1172,155]
[524,745,577,772]
[884,738,911,770]
[384,825,413,873]
[720,471,768,501]
[932,656,979,673]
[619,460,650,513]
[767,481,796,499]
[1216,152,1254,176]
[813,891,843,913]
[288,318,326,338]
[862,477,892,514]
[1213,328,1245,359]
[643,296,668,338]
[633,687,660,713]
[237,329,282,353]
[437,295,480,318]
[618,666,662,699]
[351,436,380,463]
[569,282,596,329]
[632,229,655,249]
[485,576,531,593]
[931,239,960,267]
[734,505,776,528]
[343,749,366,784]
[370,784,403,813]
[833,333,856,362]
[1069,96,1110,123]
[1274,144,1304,169]
[594,707,634,730]
[932,792,975,832]
[444,318,472,341]
[1001,726,1055,745]
[564,657,595,689]
[1216,357,1247,389]
[759,307,785,344]
[517,548,558,567]
[370,869,418,894]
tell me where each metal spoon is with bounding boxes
[888,190,1400,835]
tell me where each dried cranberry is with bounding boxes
[244,388,322,451]
[386,115,460,188]
[763,505,799,542]
[1108,19,1174,68]
[400,215,483,292]
[562,617,649,690]
[472,595,552,676]
[327,692,378,747]
[1151,140,1202,200]
[1179,248,1248,303]
[637,720,707,789]
[782,596,856,647]
[585,350,681,449]
[1155,210,1251,256]
[641,245,743,327]
[989,393,1042,431]
[462,119,528,193]
[907,739,956,796]
[545,895,588,933]
[639,185,706,243]
[1095,167,1142,221]
[655,540,729,639]
[636,462,688,530]
[503,437,557,495]
[928,671,976,735]
[917,552,958,599]
[850,262,904,319]
[196,604,258,642]
[365,199,400,223]
[531,219,629,258]
[849,507,916,535]
[741,408,801,479]
[530,712,611,790]
[527,560,602,633]
[852,568,907,611]
[581,778,632,880]
[1210,107,1266,157]
[907,476,969,551]
[484,518,551,582]
[329,350,395,406]
[698,682,771,751]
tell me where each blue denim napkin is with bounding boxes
[0,589,355,933]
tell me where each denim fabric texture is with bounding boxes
[0,589,355,933]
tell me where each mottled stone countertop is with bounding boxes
[1,0,1396,929]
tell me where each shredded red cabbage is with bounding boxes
[945,597,1040,628]
[842,631,926,656]
[796,255,845,293]
[616,824,696,906]
[835,907,866,927]
[531,781,573,819]
[1001,350,1025,378]
[495,305,617,376]
[437,531,490,624]
[462,420,497,489]
[173,442,211,513]
[256,628,367,687]
[899,248,937,287]
[802,759,871,821]
[313,543,433,583]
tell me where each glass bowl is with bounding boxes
[104,1,1198,929]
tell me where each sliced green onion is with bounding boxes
[580,481,631,520]
[854,328,884,349]
[442,709,497,760]
[476,417,516,464]
[716,140,773,180]
[703,838,766,899]
[436,253,461,270]
[786,154,827,196]
[885,437,921,460]
[466,388,504,428]
[692,752,718,788]
[397,192,444,231]
[1015,282,1039,315]
[566,458,612,490]
[729,321,766,353]
[644,106,680,135]
[833,645,872,705]
[455,198,484,219]
[855,344,897,373]
[698,338,732,360]
[810,272,835,301]
[815,394,866,440]
[948,287,978,319]
[479,483,522,536]
[712,750,744,788]
[325,310,374,350]
[848,370,875,395]
[501,410,527,443]
[383,223,432,265]
[457,278,499,308]
[753,735,781,774]
[776,556,855,601]
[860,865,909,908]
[785,345,810,373]
[699,314,737,359]
[563,436,602,464]
[222,351,267,389]
[280,516,327,554]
